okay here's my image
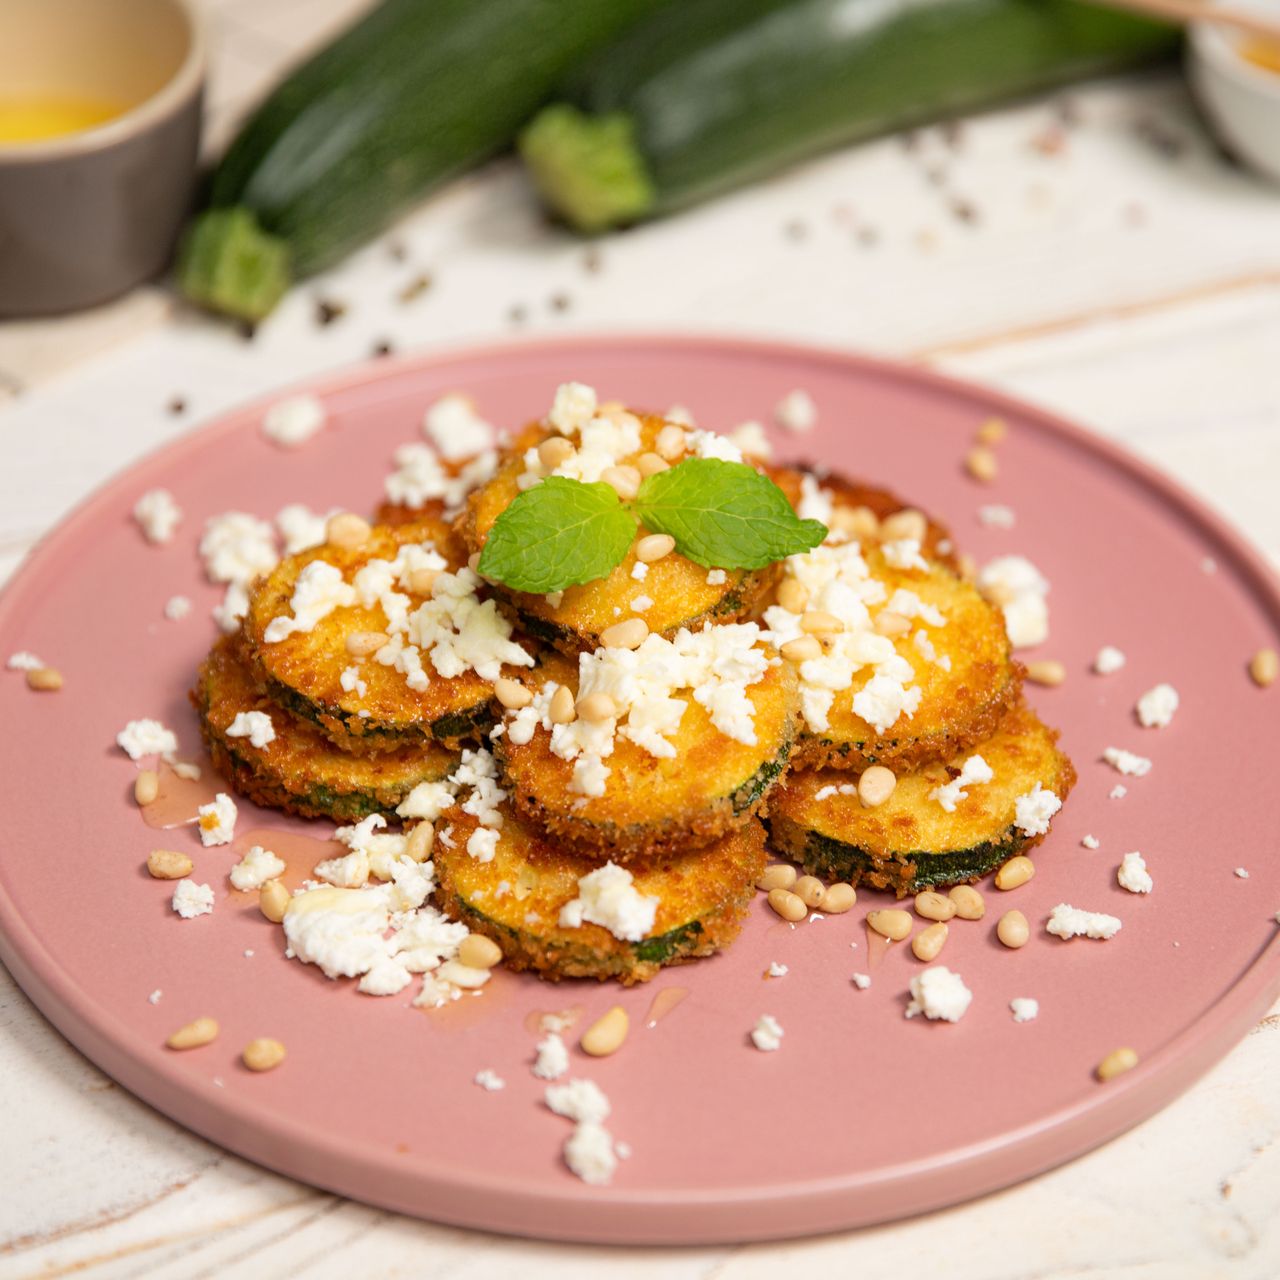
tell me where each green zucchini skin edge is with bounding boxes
[521,0,1179,231]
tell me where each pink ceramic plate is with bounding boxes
[2,336,1278,1245]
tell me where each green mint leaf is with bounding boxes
[635,459,827,570]
[477,476,638,593]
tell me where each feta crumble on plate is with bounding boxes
[751,1014,784,1051]
[196,793,237,846]
[164,595,192,621]
[133,489,182,544]
[229,845,286,892]
[775,388,816,433]
[545,1078,622,1185]
[1010,997,1039,1023]
[1102,747,1151,777]
[1081,834,1101,850]
[7,651,44,671]
[1136,682,1179,728]
[851,973,871,990]
[172,880,214,919]
[1117,851,1153,894]
[117,718,179,761]
[1046,903,1122,940]
[1093,645,1126,675]
[533,1032,570,1080]
[474,1069,505,1092]
[262,394,326,448]
[905,967,972,1022]
[767,961,788,978]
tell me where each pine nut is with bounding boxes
[1250,647,1279,688]
[965,446,998,483]
[655,424,687,460]
[781,636,823,663]
[997,909,1029,948]
[949,884,985,920]
[915,890,957,922]
[405,822,435,862]
[995,856,1035,891]
[26,666,63,691]
[793,875,826,909]
[243,1037,287,1072]
[636,533,676,563]
[326,512,372,549]
[259,879,289,923]
[597,399,626,416]
[976,416,1007,446]
[408,567,439,597]
[757,864,798,892]
[576,691,619,722]
[777,578,810,614]
[601,465,641,500]
[1096,1047,1139,1081]
[636,452,669,478]
[134,770,160,807]
[581,1005,629,1057]
[167,1017,218,1050]
[538,436,576,469]
[468,552,482,573]
[833,506,879,540]
[881,509,928,543]
[874,611,911,638]
[858,766,897,808]
[983,580,1015,606]
[548,685,577,724]
[147,849,193,880]
[912,921,948,961]
[494,677,532,709]
[867,908,912,941]
[458,933,503,969]
[345,630,388,657]
[821,882,857,914]
[800,610,843,637]
[600,618,648,650]
[1025,659,1066,687]
[768,888,807,922]
[438,961,491,989]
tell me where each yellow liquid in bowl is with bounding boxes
[0,95,124,144]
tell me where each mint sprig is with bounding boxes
[478,459,826,594]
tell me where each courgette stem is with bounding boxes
[519,105,656,234]
[177,208,291,323]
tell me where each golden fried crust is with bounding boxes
[242,517,500,752]
[434,807,767,984]
[377,501,469,564]
[193,637,459,821]
[792,550,1020,772]
[458,418,780,655]
[770,465,955,566]
[768,699,1076,896]
[495,650,796,862]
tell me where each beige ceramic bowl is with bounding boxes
[0,0,205,316]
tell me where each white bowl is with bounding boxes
[1188,14,1280,183]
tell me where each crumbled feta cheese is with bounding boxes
[340,664,368,698]
[196,793,237,846]
[171,880,214,919]
[117,718,178,761]
[148,989,162,1005]
[133,489,182,544]
[1046,903,1122,940]
[1093,646,1126,675]
[1081,834,1100,850]
[1235,867,1250,879]
[905,967,972,1022]
[533,1032,570,1080]
[1136,683,1179,728]
[225,709,275,749]
[631,561,649,582]
[686,428,744,463]
[930,754,993,812]
[814,783,857,801]
[775,389,816,433]
[1013,783,1061,837]
[200,512,279,632]
[796,473,835,527]
[547,382,598,435]
[229,845,286,891]
[630,594,653,613]
[1110,784,1128,800]
[264,560,357,643]
[164,595,191,621]
[977,555,1049,649]
[423,393,494,461]
[262,394,326,448]
[474,1068,505,1092]
[212,581,251,634]
[565,1122,619,1185]
[546,1078,611,1125]
[851,973,871,990]
[559,862,658,942]
[6,651,43,671]
[275,503,332,555]
[767,961,788,978]
[467,827,500,863]
[315,848,370,889]
[728,420,773,459]
[385,444,498,515]
[751,1014,784,1051]
[1010,997,1039,1023]
[1117,851,1152,894]
[978,504,1015,529]
[881,538,928,572]
[706,568,727,586]
[1102,747,1151,777]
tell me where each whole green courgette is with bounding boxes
[519,0,1179,234]
[179,0,673,321]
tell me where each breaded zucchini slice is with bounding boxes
[459,418,778,654]
[786,549,1019,772]
[768,700,1075,896]
[243,517,504,752]
[495,646,796,861]
[434,808,767,984]
[194,637,459,821]
[771,465,954,565]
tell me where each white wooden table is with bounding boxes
[3,2,1280,1275]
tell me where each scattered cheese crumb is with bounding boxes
[262,394,326,448]
[1110,784,1128,800]
[148,989,162,1005]
[767,961,788,978]
[164,595,191,621]
[1081,834,1100,850]
[275,503,332,555]
[117,718,178,761]
[930,754,993,812]
[751,1014,784,1051]
[1117,851,1153,894]
[474,1069,505,1092]
[7,651,44,671]
[229,845,286,892]
[630,594,654,613]
[978,504,1016,529]
[977,555,1050,649]
[1010,997,1039,1023]
[1013,783,1061,837]
[1093,646,1126,675]
[728,420,773,459]
[1046,903,1122,940]
[1235,867,1250,879]
[564,1122,618,1186]
[1136,683,1179,728]
[706,569,727,586]
[226,710,276,749]
[171,880,214,919]
[905,967,972,1022]
[559,863,658,942]
[631,562,649,581]
[533,1032,570,1080]
[196,793,237,846]
[1102,747,1151,777]
[775,389,817,433]
[851,973,871,990]
[133,489,182,544]
[423,393,494,461]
